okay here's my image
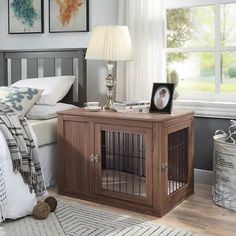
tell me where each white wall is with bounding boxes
[0,0,118,103]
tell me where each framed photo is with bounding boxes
[8,0,44,34]
[49,0,89,33]
[149,83,175,113]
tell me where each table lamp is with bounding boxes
[85,25,133,110]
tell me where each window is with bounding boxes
[164,0,236,104]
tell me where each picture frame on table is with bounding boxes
[149,83,175,113]
[49,0,89,33]
[8,0,44,34]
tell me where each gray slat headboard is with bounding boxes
[0,48,87,107]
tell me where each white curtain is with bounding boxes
[116,0,164,101]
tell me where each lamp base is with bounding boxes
[103,62,116,111]
[103,97,114,111]
[103,90,117,111]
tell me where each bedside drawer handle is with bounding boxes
[94,154,100,163]
[90,154,95,162]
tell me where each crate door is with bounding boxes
[164,121,194,207]
[58,118,94,195]
[94,124,153,206]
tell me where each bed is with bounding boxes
[0,49,86,187]
[0,49,87,219]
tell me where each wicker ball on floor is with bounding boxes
[33,201,51,220]
[44,196,58,212]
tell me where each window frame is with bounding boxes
[164,0,236,118]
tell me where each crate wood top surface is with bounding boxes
[58,108,194,122]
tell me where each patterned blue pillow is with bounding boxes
[0,86,43,117]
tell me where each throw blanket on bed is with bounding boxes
[0,103,45,196]
[0,163,6,221]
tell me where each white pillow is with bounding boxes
[12,76,75,106]
[0,86,43,116]
[26,102,77,120]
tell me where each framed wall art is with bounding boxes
[149,83,175,113]
[8,0,44,34]
[49,0,89,33]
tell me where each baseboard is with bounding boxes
[194,168,213,185]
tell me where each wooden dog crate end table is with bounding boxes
[57,109,194,217]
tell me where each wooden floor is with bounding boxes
[49,183,236,236]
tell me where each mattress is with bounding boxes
[28,118,57,147]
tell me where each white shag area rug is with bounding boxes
[2,200,201,236]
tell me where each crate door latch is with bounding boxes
[161,163,168,172]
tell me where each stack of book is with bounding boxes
[113,100,150,113]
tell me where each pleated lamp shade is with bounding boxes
[85,25,133,61]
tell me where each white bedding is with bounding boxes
[0,117,58,220]
[28,118,57,146]
[38,143,58,188]
[0,128,38,220]
[28,118,58,187]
